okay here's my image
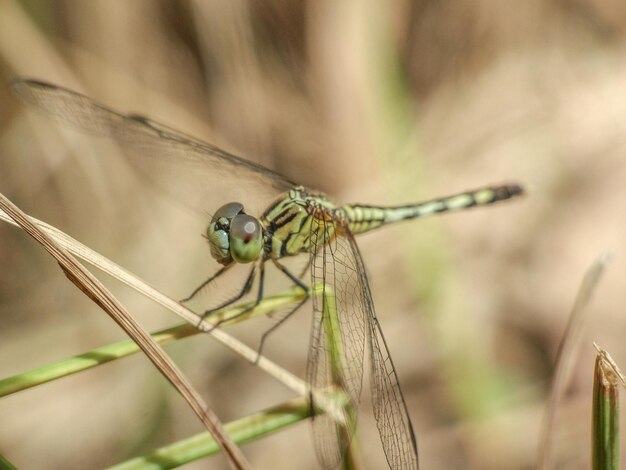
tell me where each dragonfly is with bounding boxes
[13,79,524,470]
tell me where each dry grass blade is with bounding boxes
[0,192,251,470]
[536,253,611,469]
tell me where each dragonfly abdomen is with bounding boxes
[341,205,387,234]
[344,184,523,234]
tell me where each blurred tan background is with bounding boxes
[1,1,626,468]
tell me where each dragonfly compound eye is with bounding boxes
[229,214,263,263]
[213,202,244,220]
[206,202,245,265]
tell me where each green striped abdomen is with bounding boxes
[342,184,523,235]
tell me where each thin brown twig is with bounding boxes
[0,191,251,470]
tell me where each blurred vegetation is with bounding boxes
[1,1,626,468]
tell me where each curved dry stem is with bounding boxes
[0,193,251,469]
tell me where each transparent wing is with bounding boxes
[346,229,419,469]
[12,79,296,214]
[307,212,366,468]
[307,208,418,469]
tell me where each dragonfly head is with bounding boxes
[207,202,263,265]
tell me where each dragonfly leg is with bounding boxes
[206,261,266,332]
[297,257,312,280]
[180,263,234,303]
[253,259,310,364]
[201,264,256,328]
[272,258,309,291]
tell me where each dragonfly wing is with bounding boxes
[12,79,295,214]
[345,230,419,469]
[306,294,356,468]
[307,213,367,468]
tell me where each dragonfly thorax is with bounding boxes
[206,202,264,265]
